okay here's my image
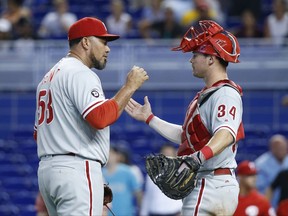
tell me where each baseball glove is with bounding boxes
[145,154,200,200]
[103,184,113,206]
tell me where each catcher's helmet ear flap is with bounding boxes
[172,20,240,63]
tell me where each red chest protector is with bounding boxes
[177,80,244,156]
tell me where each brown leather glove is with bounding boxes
[103,184,113,206]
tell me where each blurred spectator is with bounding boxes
[282,95,288,106]
[13,17,35,39]
[228,0,261,21]
[138,6,184,39]
[234,160,275,216]
[233,9,263,38]
[127,0,144,12]
[180,0,223,28]
[266,169,288,207]
[276,199,288,216]
[0,18,12,51]
[140,0,165,23]
[106,0,133,38]
[1,0,32,39]
[0,17,12,40]
[12,17,35,53]
[206,0,226,24]
[140,143,182,216]
[162,0,192,21]
[103,146,142,216]
[35,192,48,216]
[255,134,288,208]
[37,0,77,39]
[114,141,144,188]
[126,0,144,21]
[1,0,31,25]
[263,0,288,46]
[113,141,144,215]
[138,0,165,37]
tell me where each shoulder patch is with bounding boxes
[91,89,100,98]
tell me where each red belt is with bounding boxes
[214,168,232,176]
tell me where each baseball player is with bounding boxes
[125,20,245,215]
[234,160,275,216]
[33,17,148,216]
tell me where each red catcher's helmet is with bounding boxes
[172,20,240,63]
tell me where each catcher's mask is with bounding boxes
[172,20,240,63]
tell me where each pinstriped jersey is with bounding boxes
[34,57,109,163]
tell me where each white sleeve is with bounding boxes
[148,116,182,144]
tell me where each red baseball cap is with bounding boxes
[68,17,120,41]
[237,160,257,176]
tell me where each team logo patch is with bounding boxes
[91,89,100,98]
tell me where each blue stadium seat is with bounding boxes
[0,191,11,205]
[1,177,37,192]
[0,139,18,153]
[16,205,37,216]
[0,204,19,216]
[0,164,33,177]
[9,190,37,206]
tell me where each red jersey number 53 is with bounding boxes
[38,89,54,125]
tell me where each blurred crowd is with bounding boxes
[236,134,288,216]
[1,0,288,46]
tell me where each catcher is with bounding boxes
[125,20,245,215]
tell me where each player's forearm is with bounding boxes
[206,128,234,156]
[113,85,136,116]
[194,129,234,163]
[148,116,182,144]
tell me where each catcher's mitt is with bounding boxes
[145,154,200,200]
[103,184,113,205]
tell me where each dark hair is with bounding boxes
[217,57,229,67]
[204,54,229,68]
[68,38,82,48]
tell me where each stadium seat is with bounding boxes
[0,191,11,205]
[0,204,20,216]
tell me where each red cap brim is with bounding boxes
[98,34,120,41]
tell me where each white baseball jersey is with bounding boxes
[179,80,244,171]
[199,84,243,170]
[34,57,109,164]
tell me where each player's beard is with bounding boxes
[91,53,106,70]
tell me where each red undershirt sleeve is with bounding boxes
[33,130,37,141]
[85,99,119,129]
[33,126,37,142]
